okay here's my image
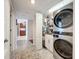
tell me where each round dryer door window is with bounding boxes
[54,9,73,28]
[54,39,72,59]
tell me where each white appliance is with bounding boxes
[53,2,73,59]
[45,34,53,52]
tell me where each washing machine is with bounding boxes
[53,2,73,59]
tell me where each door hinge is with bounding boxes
[10,29,12,31]
[10,44,11,46]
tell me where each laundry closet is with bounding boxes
[43,1,73,59]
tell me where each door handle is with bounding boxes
[4,39,8,43]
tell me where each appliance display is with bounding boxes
[54,9,73,28]
[54,39,72,59]
[53,2,73,59]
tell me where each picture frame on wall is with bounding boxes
[17,21,26,37]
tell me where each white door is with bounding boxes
[4,0,10,59]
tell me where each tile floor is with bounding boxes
[11,47,54,59]
[11,40,54,59]
[37,49,54,59]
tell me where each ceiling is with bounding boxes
[11,0,62,20]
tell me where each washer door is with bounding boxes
[54,39,72,59]
[54,9,73,28]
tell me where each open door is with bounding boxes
[4,0,10,59]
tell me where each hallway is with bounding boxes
[4,0,73,59]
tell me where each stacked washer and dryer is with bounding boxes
[53,2,73,59]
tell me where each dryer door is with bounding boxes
[54,9,73,28]
[54,39,72,59]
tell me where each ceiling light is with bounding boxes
[31,0,35,4]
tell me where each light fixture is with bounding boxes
[31,0,35,4]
